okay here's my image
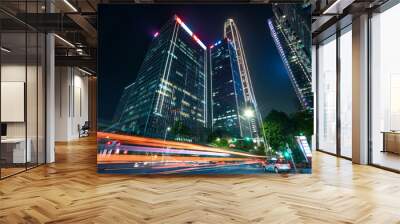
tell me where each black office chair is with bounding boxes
[79,121,90,138]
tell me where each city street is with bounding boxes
[97,132,268,174]
[98,162,266,174]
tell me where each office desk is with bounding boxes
[382,132,400,154]
[1,138,31,163]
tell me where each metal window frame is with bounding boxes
[315,23,353,162]
[0,0,48,180]
[367,0,400,172]
[316,0,400,171]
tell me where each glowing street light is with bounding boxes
[164,126,171,142]
[244,108,255,118]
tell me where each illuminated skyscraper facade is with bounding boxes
[223,19,264,141]
[112,82,135,124]
[116,15,207,142]
[268,5,313,111]
[210,39,251,138]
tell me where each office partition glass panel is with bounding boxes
[317,35,337,154]
[339,27,352,158]
[1,31,28,177]
[0,1,46,178]
[27,31,38,169]
[371,4,400,171]
[38,33,45,165]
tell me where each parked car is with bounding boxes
[263,157,291,173]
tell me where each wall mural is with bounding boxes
[97,4,313,174]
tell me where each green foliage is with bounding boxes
[207,129,231,142]
[171,121,191,137]
[263,109,313,152]
[213,138,229,148]
[290,110,313,142]
[263,110,293,150]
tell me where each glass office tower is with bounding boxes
[269,5,313,111]
[112,82,135,125]
[210,39,251,138]
[223,19,263,142]
[115,15,207,142]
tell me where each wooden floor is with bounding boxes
[1,136,400,224]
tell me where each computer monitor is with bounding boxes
[1,123,7,137]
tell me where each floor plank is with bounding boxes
[1,136,400,224]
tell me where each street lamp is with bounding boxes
[244,108,270,157]
[244,108,255,118]
[164,126,171,142]
[162,126,171,163]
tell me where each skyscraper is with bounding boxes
[115,15,207,142]
[112,82,135,124]
[210,38,251,138]
[268,5,313,111]
[223,19,264,142]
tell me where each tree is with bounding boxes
[207,129,231,148]
[207,129,231,142]
[263,110,293,150]
[171,121,191,138]
[291,110,313,141]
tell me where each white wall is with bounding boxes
[1,65,42,137]
[1,63,46,164]
[55,67,89,141]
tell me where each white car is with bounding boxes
[264,158,291,173]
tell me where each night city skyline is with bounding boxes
[97,4,312,175]
[98,4,306,123]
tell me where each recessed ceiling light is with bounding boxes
[78,67,92,76]
[1,47,11,53]
[63,0,78,12]
[54,34,75,48]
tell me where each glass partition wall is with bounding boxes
[316,1,400,172]
[370,3,400,171]
[0,2,46,179]
[317,35,337,155]
[316,25,353,159]
[339,26,352,159]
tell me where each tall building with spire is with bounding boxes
[223,19,264,142]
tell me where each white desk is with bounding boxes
[1,138,31,163]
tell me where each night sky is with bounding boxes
[98,4,304,122]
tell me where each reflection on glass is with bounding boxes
[38,33,46,165]
[340,27,352,158]
[371,4,400,171]
[318,35,337,154]
[0,0,47,178]
[1,32,27,177]
[27,31,38,169]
